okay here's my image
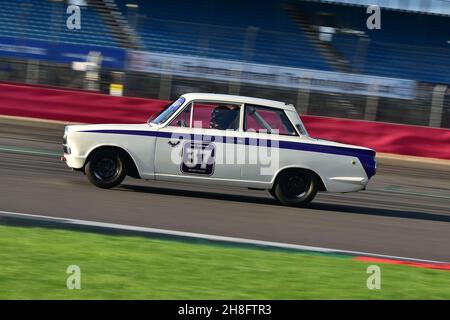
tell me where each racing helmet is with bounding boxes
[210,106,239,130]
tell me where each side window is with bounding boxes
[244,105,298,136]
[191,102,240,130]
[168,103,191,127]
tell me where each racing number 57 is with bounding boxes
[181,142,216,176]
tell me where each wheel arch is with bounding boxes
[271,166,327,191]
[85,145,141,179]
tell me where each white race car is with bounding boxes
[62,93,376,206]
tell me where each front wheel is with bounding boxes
[271,170,318,207]
[85,149,126,189]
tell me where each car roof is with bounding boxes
[181,93,295,111]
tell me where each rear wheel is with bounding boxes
[271,170,318,207]
[85,149,126,189]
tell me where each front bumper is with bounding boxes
[61,153,86,169]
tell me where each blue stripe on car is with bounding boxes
[80,129,376,178]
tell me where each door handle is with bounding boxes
[168,140,181,147]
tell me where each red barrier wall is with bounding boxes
[303,116,450,160]
[0,82,167,124]
[1,82,449,160]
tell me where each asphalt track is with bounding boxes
[0,117,449,262]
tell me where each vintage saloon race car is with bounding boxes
[62,93,376,206]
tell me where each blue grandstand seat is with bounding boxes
[297,1,450,84]
[0,0,118,47]
[115,0,332,70]
[2,0,448,84]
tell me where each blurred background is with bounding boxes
[0,0,449,128]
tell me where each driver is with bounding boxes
[210,106,239,130]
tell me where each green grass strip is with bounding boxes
[0,224,449,299]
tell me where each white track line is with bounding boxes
[0,146,60,157]
[0,210,448,264]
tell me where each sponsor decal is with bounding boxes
[0,36,126,69]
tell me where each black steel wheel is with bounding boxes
[85,149,126,189]
[271,170,318,207]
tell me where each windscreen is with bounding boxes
[150,97,186,125]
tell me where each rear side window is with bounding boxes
[244,105,298,136]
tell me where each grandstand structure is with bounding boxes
[0,0,117,47]
[0,0,449,127]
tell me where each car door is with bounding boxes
[154,100,244,184]
[241,104,299,184]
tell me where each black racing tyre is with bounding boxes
[272,170,318,207]
[85,149,126,189]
